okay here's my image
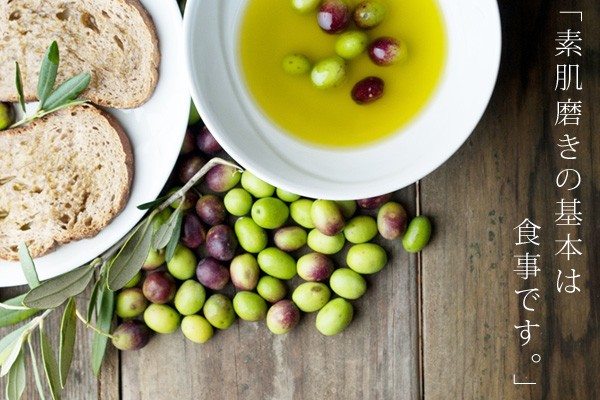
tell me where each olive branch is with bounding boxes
[0,157,241,400]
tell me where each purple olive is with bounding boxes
[377,201,408,240]
[368,37,407,66]
[266,300,301,334]
[351,76,384,104]
[196,126,223,155]
[296,252,335,282]
[111,320,151,351]
[177,154,206,184]
[196,257,231,290]
[317,0,351,34]
[180,128,196,155]
[206,224,238,261]
[356,193,392,209]
[205,164,241,193]
[142,271,177,304]
[195,194,227,226]
[180,212,206,249]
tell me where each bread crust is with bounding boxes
[0,104,134,260]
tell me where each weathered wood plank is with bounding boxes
[422,0,599,398]
[120,189,419,400]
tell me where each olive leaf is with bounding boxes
[37,41,60,109]
[91,282,114,376]
[23,264,95,310]
[5,349,25,400]
[165,210,183,262]
[19,243,40,289]
[42,72,91,111]
[59,298,76,388]
[137,193,171,210]
[107,219,153,291]
[14,62,26,114]
[152,204,183,250]
[0,294,39,328]
[86,278,102,323]
[40,326,62,400]
[0,321,32,370]
[28,338,47,400]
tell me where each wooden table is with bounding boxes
[2,1,599,398]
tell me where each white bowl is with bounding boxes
[183,0,501,200]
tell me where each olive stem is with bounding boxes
[75,309,115,340]
[8,100,91,129]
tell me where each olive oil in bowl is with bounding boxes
[239,0,446,148]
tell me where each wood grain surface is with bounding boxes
[1,1,599,399]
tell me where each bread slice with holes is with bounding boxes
[0,0,159,108]
[0,104,133,261]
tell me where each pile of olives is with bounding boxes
[283,0,407,104]
[110,113,432,350]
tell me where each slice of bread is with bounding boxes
[0,104,134,261]
[0,0,159,109]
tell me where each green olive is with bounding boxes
[257,247,297,280]
[343,215,378,244]
[224,188,253,216]
[166,244,197,280]
[234,217,268,253]
[329,268,367,300]
[181,315,214,344]
[346,243,387,274]
[292,282,331,312]
[315,298,354,336]
[174,280,206,316]
[402,216,432,253]
[256,276,288,303]
[290,199,315,229]
[251,197,289,229]
[241,170,275,198]
[306,229,345,255]
[143,304,181,334]
[233,291,268,321]
[203,294,236,330]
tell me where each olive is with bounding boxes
[142,247,165,271]
[177,154,206,184]
[292,282,331,312]
[179,128,196,155]
[233,291,268,321]
[205,164,241,193]
[111,320,151,351]
[257,247,297,280]
[195,125,222,155]
[115,288,148,318]
[180,212,206,249]
[346,243,387,274]
[282,53,312,75]
[273,226,307,252]
[311,199,345,236]
[368,37,408,66]
[256,276,288,303]
[205,224,238,261]
[329,268,367,299]
[142,271,177,304]
[402,216,432,253]
[343,215,378,244]
[251,197,290,229]
[266,300,301,335]
[181,315,214,343]
[230,253,261,291]
[195,194,227,226]
[276,188,301,203]
[174,280,206,316]
[290,199,315,229]
[168,187,198,211]
[296,252,334,282]
[334,200,357,219]
[291,0,320,14]
[377,201,408,240]
[356,193,392,209]
[240,170,275,199]
[234,217,268,253]
[351,77,384,105]
[196,257,230,291]
[152,208,172,234]
[311,56,346,89]
[352,0,386,29]
[123,271,142,288]
[317,0,351,34]
[306,229,345,255]
[166,243,197,280]
[315,298,353,336]
[0,102,14,130]
[224,188,253,216]
[203,294,236,330]
[335,31,369,59]
[188,100,201,125]
[143,304,181,334]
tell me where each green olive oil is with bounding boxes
[239,0,446,147]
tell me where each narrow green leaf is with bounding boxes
[137,193,171,210]
[5,349,25,400]
[165,210,183,262]
[152,206,182,250]
[86,278,102,323]
[37,41,60,109]
[59,297,76,388]
[0,294,40,328]
[0,323,31,366]
[28,337,47,400]
[40,326,62,400]
[92,283,114,376]
[18,243,40,289]
[14,62,26,114]
[23,264,95,309]
[107,220,153,291]
[42,72,91,111]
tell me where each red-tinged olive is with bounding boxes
[196,257,231,290]
[196,125,222,155]
[368,37,407,66]
[206,224,238,261]
[180,128,196,155]
[356,193,392,209]
[111,320,151,351]
[353,0,386,30]
[317,0,351,34]
[142,271,177,304]
[266,300,301,334]
[205,164,242,193]
[196,194,227,226]
[177,154,206,184]
[351,76,384,105]
[180,212,206,249]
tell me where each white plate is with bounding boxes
[184,0,501,200]
[0,0,189,287]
